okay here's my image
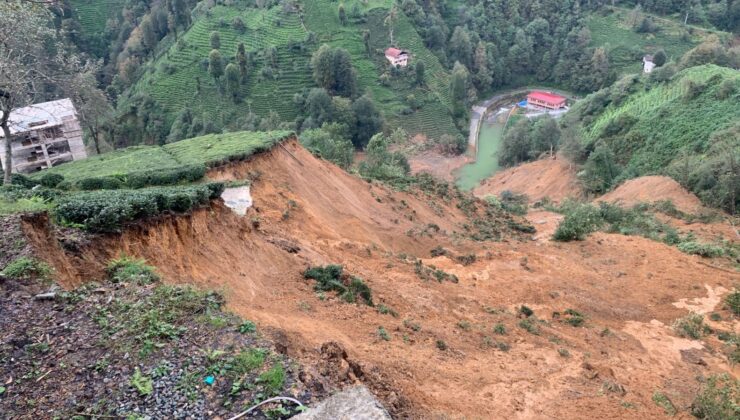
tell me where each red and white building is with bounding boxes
[384,48,409,67]
[526,91,567,110]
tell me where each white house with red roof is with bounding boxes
[384,47,409,67]
[526,91,567,110]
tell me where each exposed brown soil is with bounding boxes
[18,140,740,419]
[408,150,472,183]
[474,155,582,203]
[598,176,704,214]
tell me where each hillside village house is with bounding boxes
[643,55,656,73]
[0,98,87,174]
[526,91,567,110]
[385,48,409,67]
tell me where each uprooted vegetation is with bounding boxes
[549,200,737,258]
[303,265,374,306]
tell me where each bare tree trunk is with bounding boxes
[2,121,12,185]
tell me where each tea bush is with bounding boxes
[55,183,224,232]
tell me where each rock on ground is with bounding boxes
[293,386,391,420]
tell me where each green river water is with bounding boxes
[456,114,506,190]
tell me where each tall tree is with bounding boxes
[339,4,347,26]
[473,41,492,90]
[225,63,241,103]
[208,49,224,84]
[384,5,398,45]
[0,1,98,183]
[351,95,384,149]
[415,61,425,86]
[236,43,248,81]
[450,62,470,116]
[449,27,473,69]
[311,45,357,97]
[210,31,221,50]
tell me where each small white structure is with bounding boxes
[384,47,409,67]
[643,55,656,73]
[0,98,87,174]
[221,185,252,215]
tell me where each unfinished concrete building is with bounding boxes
[0,98,87,174]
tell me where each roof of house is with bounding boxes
[527,91,566,104]
[0,98,77,137]
[643,55,654,62]
[384,48,407,58]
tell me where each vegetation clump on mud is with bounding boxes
[550,200,736,259]
[303,265,374,306]
[0,259,320,419]
[690,374,740,420]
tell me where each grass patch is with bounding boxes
[518,318,540,335]
[257,364,285,396]
[130,368,153,396]
[107,255,160,284]
[652,391,677,416]
[377,326,391,341]
[1,257,52,280]
[677,241,725,258]
[102,284,224,357]
[376,304,398,317]
[673,313,707,339]
[725,288,740,316]
[493,323,507,335]
[0,196,50,215]
[563,309,586,327]
[691,373,740,419]
[303,265,374,306]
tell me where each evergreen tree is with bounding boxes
[339,4,347,25]
[449,26,473,69]
[236,43,248,81]
[653,49,667,67]
[351,95,384,149]
[473,41,492,90]
[141,15,157,53]
[311,44,358,97]
[590,47,610,91]
[415,61,425,86]
[208,49,224,84]
[210,31,220,50]
[450,62,470,116]
[581,144,622,194]
[225,63,240,102]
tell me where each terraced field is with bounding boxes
[126,5,311,128]
[122,1,460,142]
[69,0,124,36]
[586,8,710,75]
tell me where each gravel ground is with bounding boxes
[0,275,328,419]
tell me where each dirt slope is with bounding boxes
[21,141,740,419]
[474,156,581,202]
[598,176,704,213]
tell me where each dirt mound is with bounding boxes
[19,140,740,419]
[474,156,581,203]
[598,176,704,213]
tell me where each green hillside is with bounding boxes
[565,64,740,211]
[587,7,721,75]
[120,1,459,141]
[69,0,125,36]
